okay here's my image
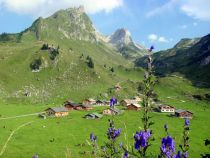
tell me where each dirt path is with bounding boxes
[0,112,44,120]
[0,121,34,156]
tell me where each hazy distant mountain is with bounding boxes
[107,28,147,59]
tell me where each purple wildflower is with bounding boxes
[149,45,154,52]
[161,135,176,157]
[134,130,151,150]
[176,151,182,158]
[123,151,128,158]
[174,151,188,158]
[185,118,190,126]
[107,128,121,141]
[110,97,117,107]
[183,151,188,158]
[32,154,38,158]
[90,133,97,142]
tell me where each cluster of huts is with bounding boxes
[42,96,193,119]
[43,98,112,119]
[157,104,193,118]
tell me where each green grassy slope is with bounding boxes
[0,39,146,104]
[0,76,209,158]
[135,34,210,87]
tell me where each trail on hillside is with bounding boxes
[0,112,44,120]
[0,121,34,156]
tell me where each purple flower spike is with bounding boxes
[110,97,117,107]
[90,133,97,142]
[123,151,128,158]
[185,118,190,126]
[107,128,121,141]
[134,130,151,150]
[149,45,154,52]
[161,135,176,157]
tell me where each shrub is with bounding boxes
[41,43,49,50]
[86,56,94,68]
[30,58,42,70]
[50,49,59,60]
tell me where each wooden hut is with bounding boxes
[132,96,143,102]
[120,99,137,106]
[81,104,93,111]
[45,107,69,117]
[103,108,121,115]
[159,104,175,113]
[175,109,193,118]
[96,100,104,106]
[64,102,81,110]
[84,112,103,119]
[83,98,96,105]
[127,103,141,111]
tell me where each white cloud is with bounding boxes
[0,0,123,17]
[158,37,169,43]
[146,0,177,18]
[148,34,169,43]
[148,34,158,42]
[181,0,210,21]
[146,0,210,21]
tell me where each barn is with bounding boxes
[127,103,141,111]
[45,107,69,117]
[83,98,96,105]
[81,104,93,111]
[64,102,82,110]
[175,109,193,118]
[159,104,175,113]
[103,108,121,115]
[84,112,103,119]
[96,100,104,106]
[120,99,137,106]
[132,96,143,102]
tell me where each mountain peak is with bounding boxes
[107,28,147,59]
[66,5,85,14]
[23,6,99,42]
[109,28,132,46]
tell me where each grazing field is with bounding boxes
[0,96,209,158]
[0,76,209,158]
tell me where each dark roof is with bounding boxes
[81,104,92,108]
[65,102,81,107]
[64,99,74,103]
[110,108,121,113]
[84,98,96,102]
[85,112,103,118]
[175,109,193,114]
[159,104,174,108]
[96,100,104,103]
[47,107,68,112]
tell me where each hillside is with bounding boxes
[0,7,146,104]
[135,34,210,87]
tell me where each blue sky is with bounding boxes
[0,0,210,51]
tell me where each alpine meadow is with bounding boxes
[0,1,210,158]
